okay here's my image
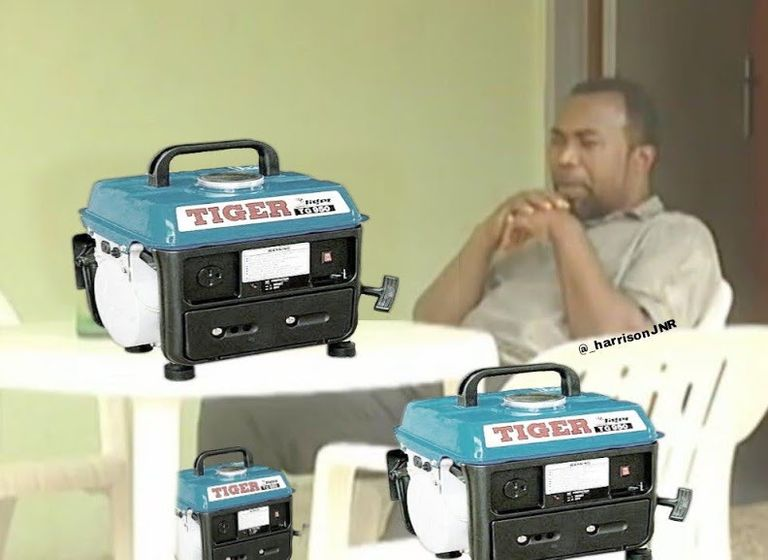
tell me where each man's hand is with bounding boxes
[476,190,571,252]
[413,189,567,325]
[502,205,581,249]
[414,189,571,326]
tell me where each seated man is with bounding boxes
[197,78,722,523]
[415,77,722,365]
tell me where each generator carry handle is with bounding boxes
[147,139,281,187]
[457,362,581,407]
[194,447,254,476]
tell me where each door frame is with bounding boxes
[545,0,617,132]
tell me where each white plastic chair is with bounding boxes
[0,292,21,551]
[307,327,768,560]
[308,443,440,560]
[0,293,19,327]
[697,278,733,329]
[0,294,132,560]
[306,276,734,559]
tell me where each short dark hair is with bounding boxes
[570,77,660,149]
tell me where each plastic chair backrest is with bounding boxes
[504,327,768,559]
[697,278,733,329]
[0,292,20,327]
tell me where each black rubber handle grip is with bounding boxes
[194,446,254,476]
[147,139,280,187]
[457,362,581,407]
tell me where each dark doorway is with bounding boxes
[602,0,766,506]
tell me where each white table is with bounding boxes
[0,319,498,560]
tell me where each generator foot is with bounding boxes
[327,340,356,358]
[626,548,652,559]
[125,344,153,354]
[165,363,195,381]
[435,553,462,559]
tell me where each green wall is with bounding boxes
[0,0,546,557]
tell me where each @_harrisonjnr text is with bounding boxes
[580,319,677,353]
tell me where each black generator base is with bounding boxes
[156,228,365,366]
[125,344,154,354]
[198,495,293,560]
[463,443,659,560]
[165,363,196,381]
[162,339,358,381]
[425,548,653,559]
[327,340,356,357]
[427,548,653,559]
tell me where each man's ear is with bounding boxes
[631,144,658,174]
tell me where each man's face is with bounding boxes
[549,92,644,220]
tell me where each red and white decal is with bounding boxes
[207,476,286,502]
[483,410,646,448]
[176,190,351,232]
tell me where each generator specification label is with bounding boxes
[207,476,286,502]
[483,410,647,448]
[545,457,609,495]
[238,506,270,531]
[242,242,310,283]
[176,190,351,232]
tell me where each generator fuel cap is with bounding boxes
[216,464,249,477]
[502,391,567,410]
[196,170,265,191]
